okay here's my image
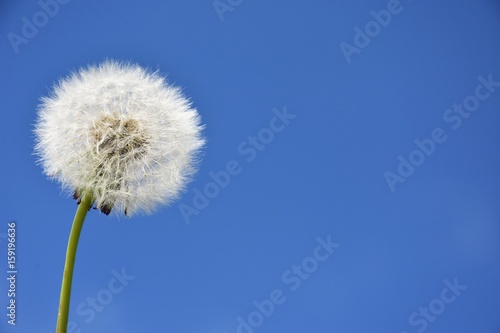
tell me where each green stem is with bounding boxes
[56,191,93,333]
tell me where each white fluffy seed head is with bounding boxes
[34,60,205,216]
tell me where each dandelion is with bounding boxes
[34,60,205,332]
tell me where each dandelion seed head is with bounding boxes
[35,60,205,216]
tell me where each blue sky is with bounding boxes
[1,0,500,332]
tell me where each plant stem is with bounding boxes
[56,191,93,333]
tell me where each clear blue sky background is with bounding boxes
[1,1,500,332]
